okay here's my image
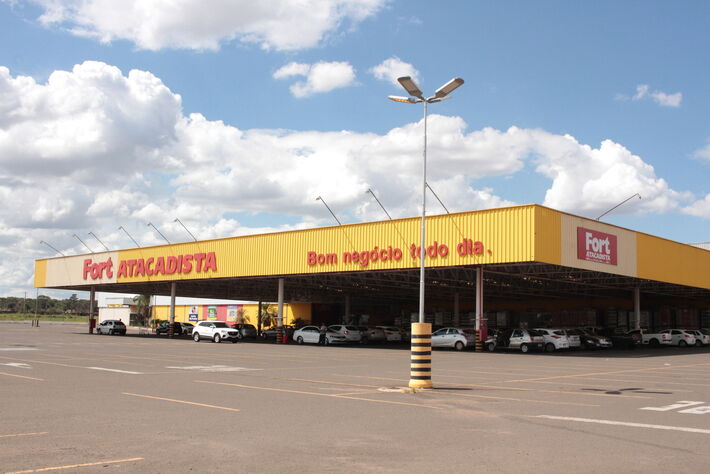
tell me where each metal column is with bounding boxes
[453,292,460,327]
[475,267,484,351]
[89,286,95,334]
[344,294,351,324]
[276,278,284,344]
[168,282,176,337]
[634,287,641,330]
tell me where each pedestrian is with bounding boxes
[319,322,327,345]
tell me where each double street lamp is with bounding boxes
[388,76,464,326]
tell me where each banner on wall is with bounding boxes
[189,306,199,322]
[208,305,217,320]
[227,305,237,321]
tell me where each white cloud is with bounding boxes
[0,61,700,296]
[682,194,710,219]
[22,0,386,51]
[623,83,682,107]
[273,61,357,98]
[369,57,419,86]
[692,144,710,162]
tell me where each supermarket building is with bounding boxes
[34,205,710,333]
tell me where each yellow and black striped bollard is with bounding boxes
[409,322,432,389]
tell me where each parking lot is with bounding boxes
[2,322,710,472]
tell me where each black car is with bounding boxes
[156,321,183,336]
[570,329,613,349]
[259,326,295,341]
[231,323,257,339]
[599,328,638,349]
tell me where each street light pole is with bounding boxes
[389,75,464,389]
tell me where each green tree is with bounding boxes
[133,294,152,327]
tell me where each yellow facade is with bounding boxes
[34,204,710,291]
[151,303,311,326]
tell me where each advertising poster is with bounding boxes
[189,306,199,322]
[228,305,237,322]
[208,305,217,320]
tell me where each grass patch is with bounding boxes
[0,313,86,323]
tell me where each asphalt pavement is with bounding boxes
[2,323,710,473]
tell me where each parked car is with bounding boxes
[689,330,709,346]
[571,328,613,349]
[558,329,581,350]
[698,329,710,346]
[533,328,570,352]
[376,326,403,342]
[96,319,126,335]
[292,326,347,345]
[626,329,673,346]
[598,328,638,349]
[666,329,697,347]
[486,329,544,353]
[358,326,386,344]
[259,326,295,340]
[192,321,239,343]
[431,327,474,351]
[179,322,194,335]
[156,321,183,336]
[328,325,362,343]
[231,323,257,339]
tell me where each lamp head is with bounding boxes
[434,77,464,99]
[388,95,419,104]
[397,76,424,99]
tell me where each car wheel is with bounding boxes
[520,343,529,353]
[109,329,114,335]
[486,342,495,352]
[297,336,304,344]
[361,337,368,345]
[545,343,555,353]
[454,341,464,351]
[695,340,703,347]
[213,334,221,343]
[231,338,238,344]
[193,332,200,342]
[649,338,659,346]
[678,340,687,347]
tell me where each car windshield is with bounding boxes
[345,326,358,331]
[528,330,543,336]
[552,330,565,336]
[213,322,230,328]
[115,321,125,326]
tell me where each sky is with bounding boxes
[1,0,709,303]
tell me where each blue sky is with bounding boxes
[1,0,709,300]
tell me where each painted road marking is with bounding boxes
[122,392,240,412]
[87,367,143,374]
[0,371,44,381]
[0,347,38,351]
[679,406,710,414]
[0,432,48,439]
[5,457,143,473]
[195,380,443,410]
[535,415,710,435]
[641,401,705,412]
[166,365,262,372]
[1,362,32,369]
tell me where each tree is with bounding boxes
[133,294,152,327]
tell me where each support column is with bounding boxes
[634,287,641,330]
[475,267,484,351]
[276,278,284,344]
[168,282,176,337]
[344,294,351,324]
[89,286,95,334]
[257,300,263,336]
[453,292,460,327]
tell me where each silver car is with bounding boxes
[328,325,362,343]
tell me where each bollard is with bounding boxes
[275,326,283,344]
[409,322,433,389]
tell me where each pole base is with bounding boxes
[408,379,433,389]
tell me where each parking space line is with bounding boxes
[0,371,44,381]
[0,431,48,439]
[435,389,600,407]
[195,380,443,410]
[511,379,694,392]
[286,377,381,388]
[5,457,144,473]
[122,392,240,412]
[534,415,710,435]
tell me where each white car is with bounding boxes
[376,326,403,342]
[328,325,362,343]
[431,327,474,351]
[534,328,570,352]
[292,326,346,345]
[358,326,386,344]
[689,330,709,346]
[96,319,126,335]
[558,329,581,349]
[665,329,696,347]
[192,321,239,343]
